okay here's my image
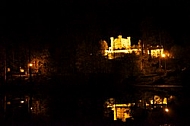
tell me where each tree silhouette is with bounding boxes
[112,53,141,84]
[99,40,108,55]
[30,48,50,76]
[140,17,174,50]
[75,41,111,74]
[140,17,159,46]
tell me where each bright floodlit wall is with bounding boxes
[110,35,131,50]
[148,48,164,57]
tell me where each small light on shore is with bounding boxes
[29,63,33,67]
[165,108,169,112]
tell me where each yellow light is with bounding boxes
[20,69,24,72]
[7,101,11,105]
[20,101,24,103]
[115,104,128,107]
[165,108,169,112]
[127,103,131,107]
[163,98,167,104]
[107,105,113,108]
[7,68,11,72]
[150,100,153,104]
[29,63,33,67]
[161,54,166,57]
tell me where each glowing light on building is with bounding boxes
[20,101,24,103]
[20,68,24,72]
[161,53,166,57]
[103,35,165,59]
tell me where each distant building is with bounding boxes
[104,35,164,59]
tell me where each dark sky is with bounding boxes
[1,1,190,45]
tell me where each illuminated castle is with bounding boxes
[104,35,164,59]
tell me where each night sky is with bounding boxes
[1,1,190,45]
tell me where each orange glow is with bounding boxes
[7,101,11,105]
[165,108,169,112]
[7,68,11,72]
[20,101,24,103]
[161,53,166,57]
[104,35,164,59]
[20,68,24,72]
[29,63,33,67]
[163,98,167,104]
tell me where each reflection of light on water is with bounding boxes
[149,96,168,105]
[20,101,24,103]
[107,103,134,108]
[165,108,169,112]
[105,94,173,122]
[113,107,131,122]
[7,101,11,105]
[150,100,153,104]
[106,104,132,122]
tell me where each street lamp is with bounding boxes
[28,63,33,77]
[28,63,33,80]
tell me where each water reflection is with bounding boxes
[0,84,183,125]
[0,92,49,121]
[104,94,177,122]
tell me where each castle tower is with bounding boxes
[127,37,131,48]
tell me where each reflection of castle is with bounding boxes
[105,95,172,122]
[107,103,132,122]
[104,35,164,59]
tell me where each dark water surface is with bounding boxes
[0,80,189,125]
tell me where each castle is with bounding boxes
[104,35,164,59]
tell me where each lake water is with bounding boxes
[0,83,187,125]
